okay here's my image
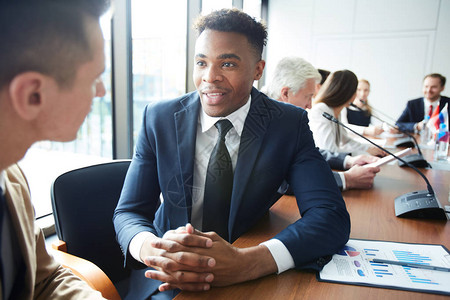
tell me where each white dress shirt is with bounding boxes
[130,96,294,274]
[189,98,248,229]
[412,97,440,131]
[423,97,440,118]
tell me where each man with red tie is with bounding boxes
[396,73,449,132]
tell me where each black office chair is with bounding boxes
[51,160,131,299]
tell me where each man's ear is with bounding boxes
[254,59,265,80]
[280,87,290,102]
[8,72,47,121]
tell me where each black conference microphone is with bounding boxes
[350,103,430,168]
[322,112,447,220]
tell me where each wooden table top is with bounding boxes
[175,148,450,300]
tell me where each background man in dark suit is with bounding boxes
[396,73,449,132]
[265,56,380,191]
[113,8,350,300]
[0,1,109,299]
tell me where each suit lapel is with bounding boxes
[439,97,448,112]
[419,98,425,117]
[173,92,201,220]
[229,89,278,237]
[173,89,280,238]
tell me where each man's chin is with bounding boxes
[203,108,226,118]
[425,95,439,102]
[49,133,78,143]
[200,101,228,117]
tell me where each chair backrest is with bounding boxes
[51,160,131,284]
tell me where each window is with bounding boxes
[243,0,262,19]
[131,0,188,145]
[201,0,261,18]
[19,12,113,219]
[201,0,232,14]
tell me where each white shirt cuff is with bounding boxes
[129,231,153,263]
[343,155,350,170]
[339,172,346,191]
[260,239,295,274]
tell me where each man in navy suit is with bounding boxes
[396,73,449,132]
[113,8,350,299]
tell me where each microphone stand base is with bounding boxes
[398,154,430,168]
[394,190,448,220]
[394,137,415,148]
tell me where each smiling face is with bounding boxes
[422,76,444,102]
[193,29,265,117]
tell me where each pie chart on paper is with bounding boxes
[337,245,360,257]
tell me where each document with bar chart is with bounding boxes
[318,239,450,295]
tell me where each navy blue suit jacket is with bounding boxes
[113,88,350,298]
[396,96,450,132]
[318,149,348,190]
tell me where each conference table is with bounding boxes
[175,146,450,299]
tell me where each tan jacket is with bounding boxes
[1,164,104,299]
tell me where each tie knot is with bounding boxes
[215,119,233,139]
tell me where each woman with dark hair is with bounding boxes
[308,70,386,156]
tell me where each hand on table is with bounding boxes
[141,224,216,292]
[388,126,400,134]
[364,124,384,136]
[146,225,277,291]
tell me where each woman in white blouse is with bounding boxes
[309,70,386,156]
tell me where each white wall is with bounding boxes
[265,0,450,121]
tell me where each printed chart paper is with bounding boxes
[318,239,450,295]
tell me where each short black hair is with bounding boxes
[424,73,446,87]
[0,0,110,89]
[193,8,267,59]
